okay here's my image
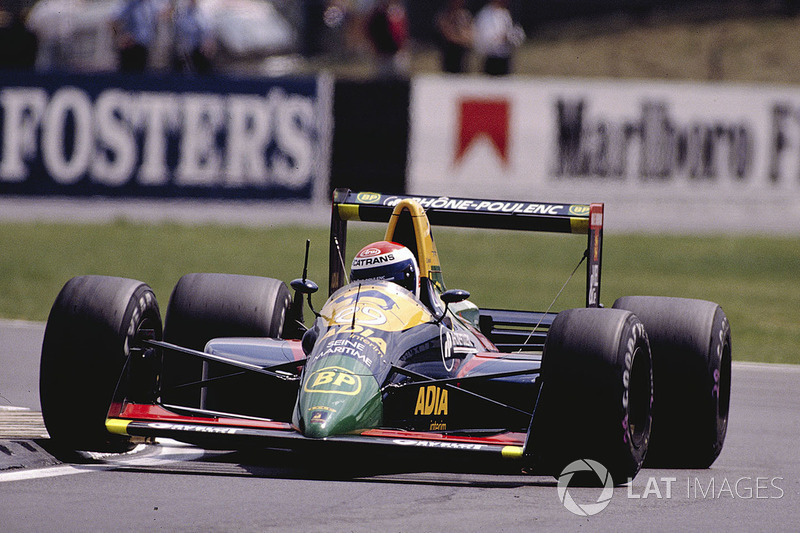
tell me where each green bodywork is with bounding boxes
[294,354,382,438]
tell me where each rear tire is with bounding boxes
[532,308,653,485]
[161,273,291,414]
[40,276,162,453]
[613,296,732,468]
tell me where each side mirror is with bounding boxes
[435,289,470,324]
[441,289,470,305]
[285,240,321,339]
[290,278,319,295]
[290,277,320,323]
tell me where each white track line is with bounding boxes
[0,440,206,483]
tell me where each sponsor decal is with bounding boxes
[351,253,396,268]
[357,247,383,258]
[309,405,337,413]
[147,422,241,434]
[456,98,510,167]
[313,336,375,367]
[332,302,388,327]
[392,439,485,450]
[400,338,438,362]
[304,366,362,396]
[321,287,431,332]
[568,204,590,216]
[309,411,330,424]
[381,196,567,216]
[318,325,387,356]
[356,192,381,203]
[414,385,449,416]
[440,328,455,371]
[439,328,474,371]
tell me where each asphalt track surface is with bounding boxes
[1,320,799,532]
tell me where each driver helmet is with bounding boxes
[351,241,420,297]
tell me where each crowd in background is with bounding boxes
[435,0,523,75]
[335,0,524,77]
[0,0,527,77]
[111,0,214,73]
[6,0,800,78]
[0,0,217,74]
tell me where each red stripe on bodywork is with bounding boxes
[360,428,525,446]
[456,352,509,378]
[115,403,293,431]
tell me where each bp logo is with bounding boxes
[304,366,362,396]
[557,459,614,516]
[356,192,381,203]
[568,205,591,216]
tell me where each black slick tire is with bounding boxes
[532,308,653,485]
[40,276,162,453]
[161,273,291,414]
[613,296,732,468]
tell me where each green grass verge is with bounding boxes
[1,221,797,364]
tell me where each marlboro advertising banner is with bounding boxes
[408,75,800,232]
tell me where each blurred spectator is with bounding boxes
[0,9,38,69]
[435,0,473,74]
[474,0,524,76]
[25,0,80,71]
[111,0,166,72]
[365,0,408,78]
[172,0,215,74]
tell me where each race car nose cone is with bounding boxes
[303,409,337,438]
[295,355,383,438]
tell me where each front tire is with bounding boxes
[531,308,653,485]
[40,276,162,453]
[161,273,291,415]
[613,296,732,468]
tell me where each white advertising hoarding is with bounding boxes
[409,75,800,233]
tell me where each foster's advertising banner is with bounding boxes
[0,72,332,201]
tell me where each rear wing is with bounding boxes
[328,189,604,308]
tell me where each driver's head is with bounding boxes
[351,241,420,297]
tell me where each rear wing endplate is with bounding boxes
[329,189,603,307]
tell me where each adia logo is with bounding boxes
[557,459,614,516]
[414,385,448,416]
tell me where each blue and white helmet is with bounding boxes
[351,241,420,297]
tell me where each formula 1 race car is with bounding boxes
[39,189,732,484]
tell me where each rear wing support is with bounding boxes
[329,189,603,308]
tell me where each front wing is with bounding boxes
[106,402,530,468]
